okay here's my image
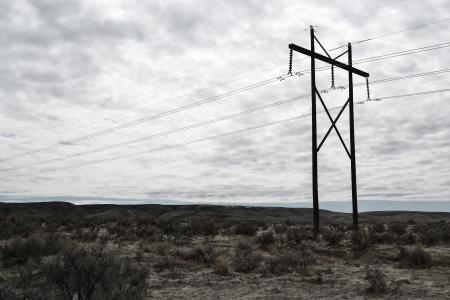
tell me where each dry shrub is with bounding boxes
[233,222,258,236]
[73,227,99,242]
[389,223,407,236]
[351,228,371,251]
[174,246,205,263]
[314,271,324,284]
[0,234,61,266]
[153,253,185,272]
[365,265,387,295]
[148,242,172,256]
[371,223,385,233]
[135,249,144,262]
[267,252,296,274]
[398,246,432,268]
[0,217,38,239]
[173,243,215,265]
[267,247,315,274]
[323,229,344,246]
[136,225,162,241]
[198,243,216,265]
[371,232,393,244]
[441,225,450,242]
[233,241,260,273]
[398,233,417,245]
[41,243,149,300]
[285,227,308,245]
[256,230,275,249]
[421,230,440,246]
[0,284,18,300]
[273,223,288,234]
[190,220,218,236]
[213,255,230,275]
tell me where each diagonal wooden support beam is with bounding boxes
[334,50,348,60]
[316,92,351,158]
[317,98,349,152]
[314,36,331,59]
[289,43,369,78]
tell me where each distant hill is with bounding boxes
[1,195,449,213]
[0,201,449,224]
[244,200,450,213]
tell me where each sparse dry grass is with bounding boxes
[0,213,449,299]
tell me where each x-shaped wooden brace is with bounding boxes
[315,88,351,159]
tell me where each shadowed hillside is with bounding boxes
[1,202,449,224]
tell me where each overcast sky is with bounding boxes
[0,0,449,205]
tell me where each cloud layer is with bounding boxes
[0,0,449,204]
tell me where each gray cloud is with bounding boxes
[0,0,449,205]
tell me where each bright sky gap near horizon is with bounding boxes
[0,0,449,206]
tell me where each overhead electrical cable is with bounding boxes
[7,1,429,149]
[6,87,450,177]
[328,17,450,51]
[108,0,411,98]
[3,68,450,172]
[0,76,284,162]
[1,42,449,163]
[6,17,447,150]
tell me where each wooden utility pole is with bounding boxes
[288,26,369,235]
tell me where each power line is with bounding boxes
[323,68,450,92]
[7,87,450,177]
[6,17,447,152]
[368,88,450,102]
[0,76,285,162]
[9,113,317,177]
[4,68,450,172]
[1,95,308,172]
[328,17,450,51]
[208,41,450,82]
[101,0,411,101]
[3,0,418,149]
[2,42,449,163]
[6,62,284,149]
[293,42,450,72]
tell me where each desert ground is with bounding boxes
[0,202,449,299]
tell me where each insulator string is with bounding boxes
[288,49,293,75]
[331,65,335,89]
[366,77,371,100]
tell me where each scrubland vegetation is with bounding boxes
[0,205,449,299]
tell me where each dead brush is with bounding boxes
[420,229,440,246]
[256,230,275,249]
[153,251,186,273]
[398,246,432,268]
[212,254,230,275]
[0,234,61,266]
[351,228,371,251]
[389,223,407,236]
[233,240,260,273]
[267,246,316,274]
[284,226,309,245]
[323,229,344,246]
[365,265,387,295]
[148,242,172,256]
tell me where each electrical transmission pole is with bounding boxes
[288,26,370,235]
